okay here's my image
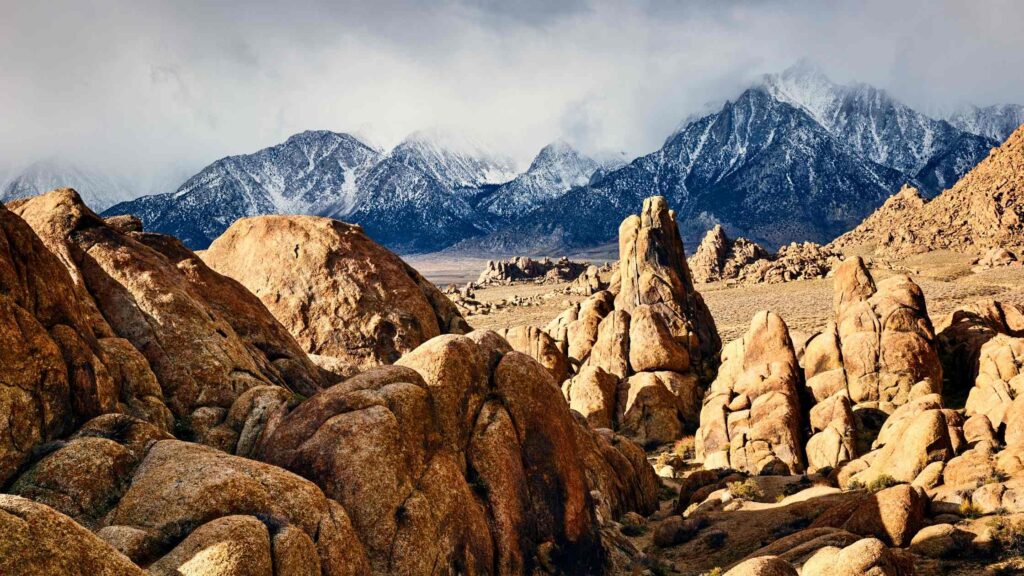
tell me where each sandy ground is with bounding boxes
[410,250,1024,343]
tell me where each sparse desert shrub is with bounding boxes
[868,474,899,492]
[673,436,695,459]
[846,479,866,492]
[959,500,984,519]
[620,524,647,537]
[990,517,1024,557]
[979,470,1010,487]
[700,568,723,576]
[728,478,764,502]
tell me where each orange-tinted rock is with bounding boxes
[202,215,469,368]
[696,311,805,475]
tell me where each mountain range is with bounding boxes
[1,158,137,212]
[91,63,1024,254]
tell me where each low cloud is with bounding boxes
[2,0,1022,191]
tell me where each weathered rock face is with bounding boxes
[201,215,470,369]
[546,197,720,447]
[800,537,916,576]
[936,299,1024,403]
[11,189,318,447]
[499,325,570,384]
[568,263,610,296]
[965,334,1024,435]
[260,333,659,575]
[696,311,806,475]
[804,257,942,408]
[5,414,368,575]
[615,196,721,378]
[0,199,173,485]
[0,495,145,576]
[806,394,857,473]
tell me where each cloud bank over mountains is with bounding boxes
[2,0,1023,188]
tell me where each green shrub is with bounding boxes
[990,517,1024,557]
[959,500,984,519]
[867,474,899,492]
[728,478,765,502]
[619,524,647,537]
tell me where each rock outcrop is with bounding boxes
[937,299,1024,403]
[201,215,471,368]
[549,196,720,446]
[803,257,941,409]
[696,311,806,475]
[260,333,658,574]
[831,123,1024,256]
[477,255,590,285]
[688,225,769,283]
[0,198,173,484]
[737,241,841,285]
[10,189,322,449]
[688,225,839,285]
[615,196,721,375]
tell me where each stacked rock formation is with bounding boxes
[476,255,590,285]
[738,241,841,284]
[695,311,806,475]
[801,257,942,472]
[937,299,1024,403]
[688,225,839,285]
[972,246,1021,271]
[831,123,1024,256]
[201,215,471,370]
[550,196,721,446]
[1,189,660,575]
[688,224,770,283]
[568,263,610,295]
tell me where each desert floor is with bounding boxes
[410,250,1024,342]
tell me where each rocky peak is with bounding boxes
[615,196,720,375]
[831,123,1024,255]
[389,129,517,189]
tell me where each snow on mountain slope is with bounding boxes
[946,103,1024,142]
[478,140,600,217]
[455,86,903,255]
[388,129,517,190]
[1,158,137,211]
[104,130,489,252]
[763,63,996,195]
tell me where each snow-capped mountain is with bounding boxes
[946,103,1024,142]
[478,141,600,217]
[1,158,137,211]
[456,85,904,254]
[104,62,1019,257]
[453,63,1008,255]
[388,129,517,191]
[105,130,487,252]
[763,63,995,195]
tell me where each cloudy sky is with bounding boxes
[2,0,1023,191]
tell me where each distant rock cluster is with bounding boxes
[688,224,841,285]
[476,255,591,286]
